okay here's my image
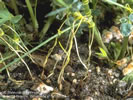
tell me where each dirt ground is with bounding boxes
[0,38,133,100]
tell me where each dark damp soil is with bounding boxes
[0,38,133,100]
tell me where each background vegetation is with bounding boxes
[1,0,133,99]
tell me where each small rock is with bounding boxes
[67,72,70,76]
[32,97,42,100]
[113,78,118,83]
[110,82,113,84]
[70,88,75,93]
[126,98,133,100]
[26,24,33,32]
[22,89,30,96]
[94,91,99,95]
[46,79,51,84]
[85,96,93,100]
[107,69,113,76]
[65,65,74,72]
[129,34,133,45]
[8,61,22,72]
[102,29,113,43]
[71,73,75,77]
[71,99,76,100]
[73,79,78,84]
[114,72,120,78]
[118,80,127,87]
[96,66,101,74]
[52,92,68,99]
[123,62,133,76]
[109,26,123,42]
[88,69,92,72]
[110,76,114,79]
[32,82,53,95]
[116,58,128,67]
[51,54,62,61]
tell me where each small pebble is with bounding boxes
[118,80,127,87]
[114,72,120,77]
[70,88,75,92]
[85,96,93,100]
[110,82,113,84]
[26,24,33,32]
[73,79,78,84]
[108,69,113,76]
[110,76,114,79]
[71,73,75,77]
[96,66,101,74]
[102,80,105,84]
[32,97,42,100]
[67,72,70,76]
[126,98,133,100]
[51,54,62,61]
[102,29,113,43]
[71,99,76,100]
[22,89,30,96]
[95,91,98,95]
[129,34,133,45]
[122,62,133,76]
[46,79,51,84]
[88,69,92,72]
[113,78,118,83]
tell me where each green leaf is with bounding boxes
[0,9,13,25]
[45,7,68,17]
[120,23,133,37]
[0,9,22,25]
[122,72,133,83]
[92,9,101,16]
[129,13,133,22]
[103,0,117,5]
[0,28,4,37]
[73,0,78,3]
[0,1,6,10]
[56,0,68,7]
[95,53,106,58]
[111,42,121,60]
[111,0,117,2]
[96,47,108,59]
[99,47,107,57]
[10,15,22,24]
[120,17,128,23]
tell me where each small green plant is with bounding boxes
[103,0,133,83]
[25,0,38,32]
[118,13,133,59]
[122,72,133,83]
[96,47,108,59]
[0,1,34,79]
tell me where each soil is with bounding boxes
[0,38,133,100]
